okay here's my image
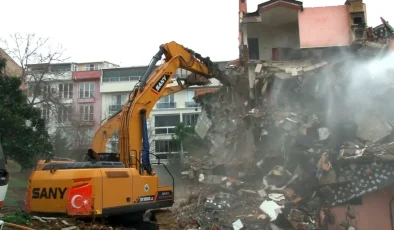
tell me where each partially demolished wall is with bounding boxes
[176,41,394,229]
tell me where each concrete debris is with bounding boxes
[259,200,283,221]
[232,219,244,230]
[177,30,394,229]
[355,114,392,143]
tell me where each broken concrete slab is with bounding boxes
[355,114,392,143]
[195,109,212,139]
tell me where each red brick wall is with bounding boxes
[328,184,394,230]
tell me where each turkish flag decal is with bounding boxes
[67,184,93,215]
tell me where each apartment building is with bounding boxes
[72,61,119,133]
[0,48,22,77]
[26,61,118,153]
[239,0,367,63]
[237,0,371,102]
[100,61,229,161]
[26,62,76,135]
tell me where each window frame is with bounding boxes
[79,82,95,98]
[155,140,180,153]
[41,104,50,121]
[79,105,94,121]
[182,113,199,126]
[59,83,73,99]
[58,106,73,123]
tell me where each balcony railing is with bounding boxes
[109,104,123,112]
[185,101,199,108]
[156,102,176,109]
[102,76,140,82]
[154,126,175,134]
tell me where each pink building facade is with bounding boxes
[239,0,367,62]
[71,69,102,134]
[327,183,394,230]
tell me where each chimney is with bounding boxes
[239,0,248,67]
[345,0,367,41]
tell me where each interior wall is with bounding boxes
[298,5,351,48]
[246,22,300,60]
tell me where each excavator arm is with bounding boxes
[117,41,222,171]
[90,85,194,154]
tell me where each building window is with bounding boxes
[110,142,118,152]
[41,84,52,98]
[102,68,147,82]
[154,114,180,134]
[27,84,38,97]
[59,83,73,99]
[111,94,127,105]
[58,106,73,123]
[85,63,99,71]
[157,94,176,109]
[174,68,190,79]
[109,94,127,114]
[155,140,180,153]
[248,38,259,60]
[41,104,50,121]
[79,105,94,121]
[185,91,198,107]
[183,113,199,126]
[79,82,94,98]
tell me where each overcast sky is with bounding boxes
[0,0,390,66]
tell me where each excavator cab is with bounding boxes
[0,129,9,209]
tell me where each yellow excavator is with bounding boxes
[26,41,226,226]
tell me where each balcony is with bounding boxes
[154,127,175,134]
[72,70,101,81]
[78,120,95,127]
[77,97,95,103]
[108,105,122,113]
[185,101,199,108]
[102,76,140,82]
[156,102,176,109]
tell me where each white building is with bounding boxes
[25,63,76,135]
[100,61,228,162]
[26,61,119,158]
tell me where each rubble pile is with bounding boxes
[1,211,125,230]
[176,40,394,229]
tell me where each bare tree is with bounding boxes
[0,33,70,126]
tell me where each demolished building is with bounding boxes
[177,1,394,230]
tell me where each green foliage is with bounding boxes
[172,122,196,144]
[3,210,31,225]
[0,57,53,168]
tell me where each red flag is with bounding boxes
[67,185,92,215]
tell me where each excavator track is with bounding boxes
[151,209,179,230]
